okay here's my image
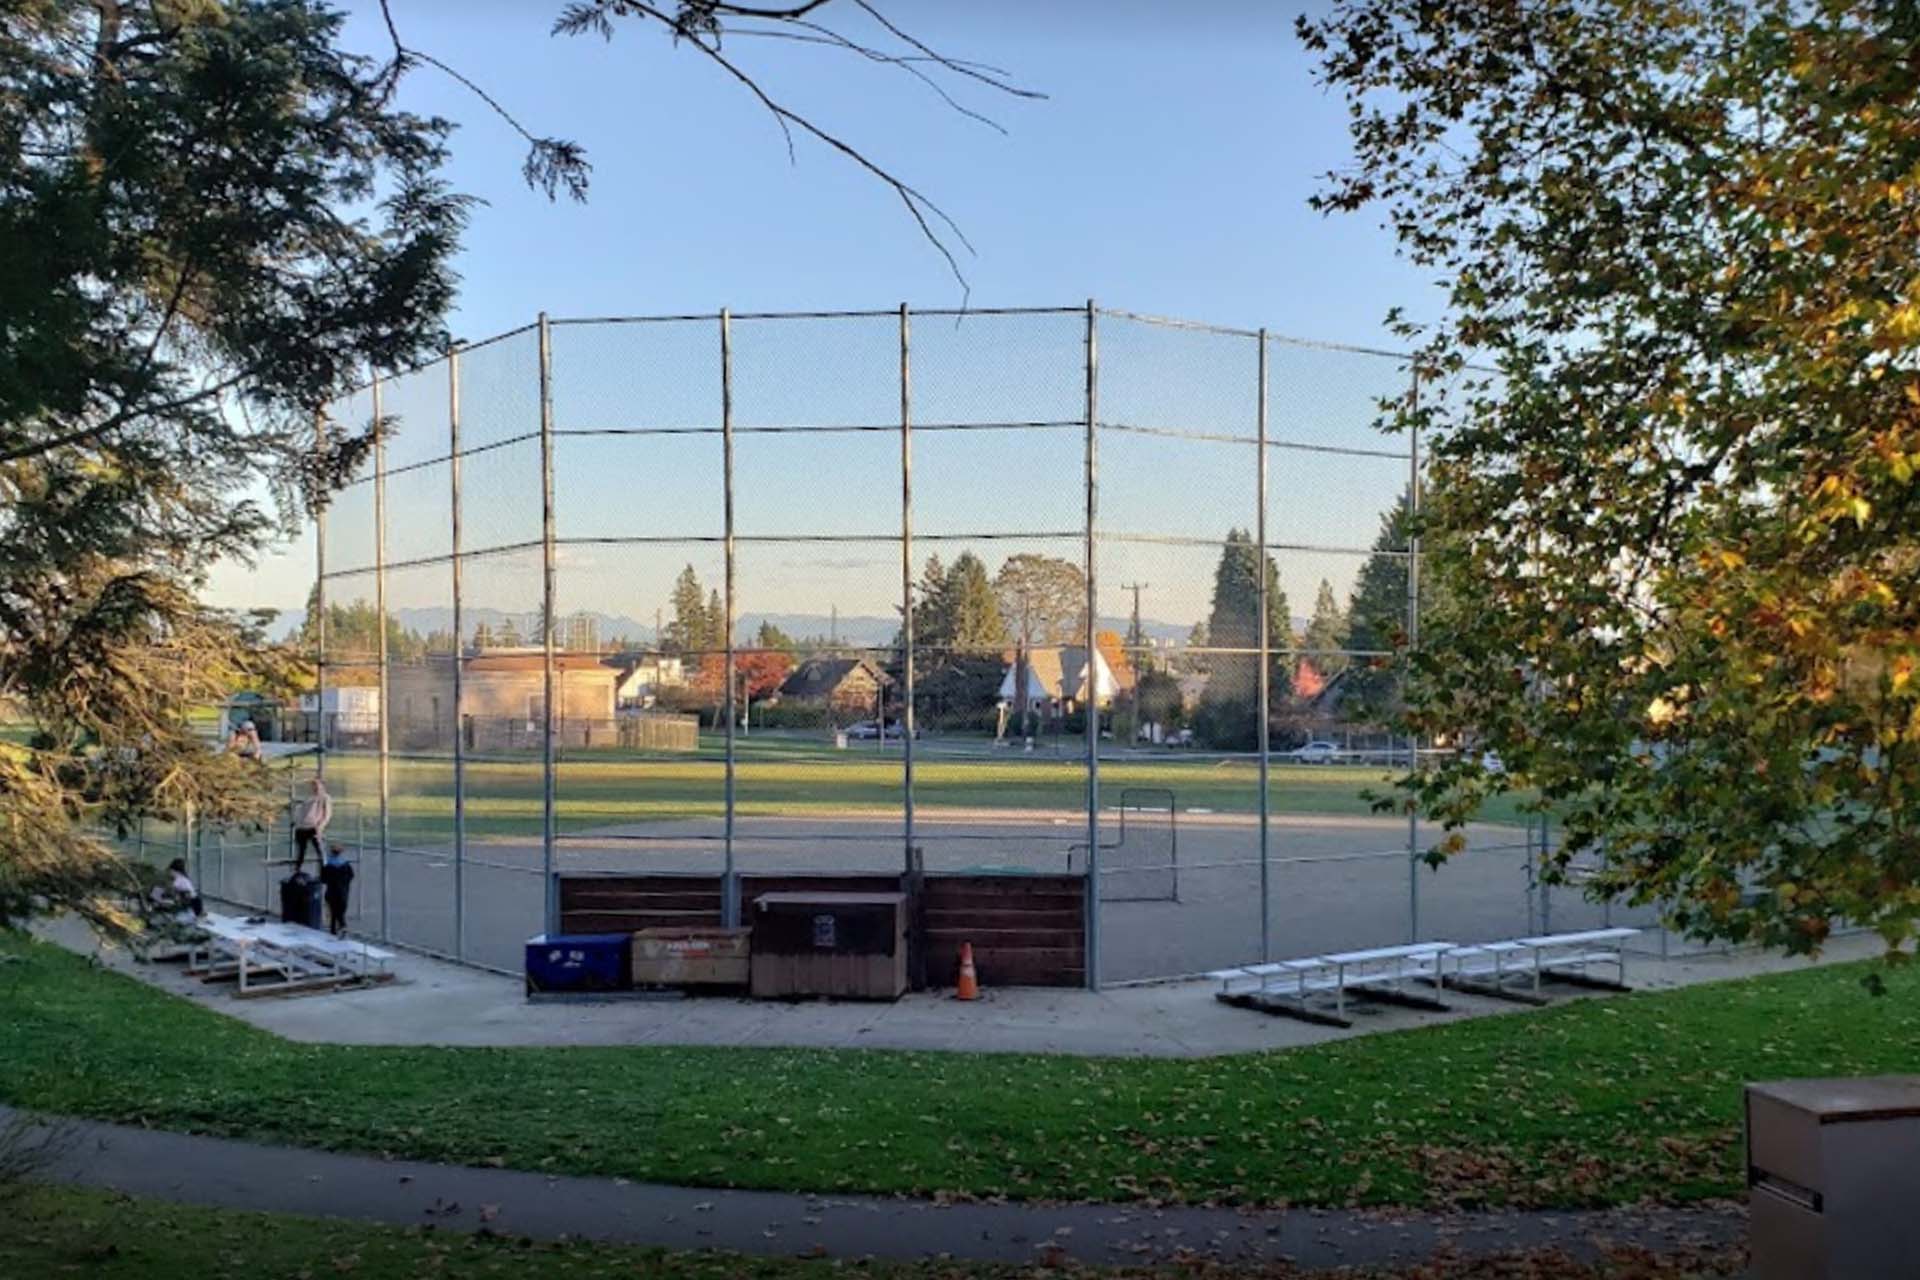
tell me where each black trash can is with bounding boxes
[280,873,322,929]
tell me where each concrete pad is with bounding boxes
[39,915,1885,1059]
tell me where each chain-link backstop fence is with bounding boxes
[186,303,1683,984]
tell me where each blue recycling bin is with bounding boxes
[525,933,632,994]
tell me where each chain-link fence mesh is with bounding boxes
[172,303,1704,984]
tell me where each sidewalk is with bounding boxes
[44,914,1881,1059]
[10,1108,1744,1269]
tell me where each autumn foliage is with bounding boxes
[1306,1,1920,956]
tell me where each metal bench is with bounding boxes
[188,914,394,996]
[1433,928,1639,1001]
[1210,941,1455,1026]
[1212,928,1642,1024]
[1511,927,1638,991]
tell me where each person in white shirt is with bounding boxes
[292,777,332,873]
[227,719,262,760]
[149,858,203,920]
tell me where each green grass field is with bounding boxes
[1,931,1907,1212]
[0,1187,1742,1280]
[279,738,1530,847]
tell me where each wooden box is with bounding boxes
[750,891,907,1000]
[632,926,751,987]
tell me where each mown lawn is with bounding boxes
[2,932,1912,1210]
[290,744,1530,846]
[0,1187,1743,1280]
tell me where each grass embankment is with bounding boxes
[0,1188,1744,1279]
[3,932,1912,1210]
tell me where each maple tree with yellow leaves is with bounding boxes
[1305,0,1920,962]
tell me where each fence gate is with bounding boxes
[1088,787,1179,903]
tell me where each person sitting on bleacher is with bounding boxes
[149,858,205,922]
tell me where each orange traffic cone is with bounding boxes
[955,942,980,1001]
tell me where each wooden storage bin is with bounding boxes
[632,926,751,987]
[750,892,907,1000]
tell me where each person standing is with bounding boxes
[319,844,355,937]
[292,777,332,873]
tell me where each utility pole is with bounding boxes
[1122,582,1150,660]
[1122,581,1150,743]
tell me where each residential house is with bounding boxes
[1276,664,1396,752]
[778,656,892,720]
[606,652,686,709]
[997,645,1131,716]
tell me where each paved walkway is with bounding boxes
[43,915,1882,1058]
[11,1109,1743,1269]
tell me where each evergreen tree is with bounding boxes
[753,621,795,652]
[1302,579,1350,679]
[0,0,468,929]
[0,0,1025,932]
[909,554,950,649]
[942,553,1006,653]
[666,566,707,654]
[1135,669,1186,732]
[706,589,726,652]
[1343,492,1414,719]
[293,587,424,663]
[1180,620,1212,676]
[1193,530,1292,749]
[908,552,1006,727]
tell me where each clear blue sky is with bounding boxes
[365,0,1429,340]
[213,0,1433,635]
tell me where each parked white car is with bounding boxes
[1289,740,1343,765]
[845,720,917,741]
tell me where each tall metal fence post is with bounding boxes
[899,303,915,873]
[373,367,392,943]
[1406,366,1422,941]
[1083,299,1101,992]
[185,802,198,892]
[1540,813,1554,936]
[720,308,739,930]
[448,342,466,960]
[1256,330,1273,963]
[314,410,328,773]
[538,313,559,936]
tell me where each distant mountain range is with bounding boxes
[265,606,1222,650]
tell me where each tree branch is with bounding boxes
[727,24,1011,135]
[581,0,1003,293]
[847,0,1040,101]
[378,0,590,200]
